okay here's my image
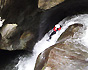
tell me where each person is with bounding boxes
[47,24,62,41]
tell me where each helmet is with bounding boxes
[55,24,60,28]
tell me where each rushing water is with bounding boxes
[13,14,88,70]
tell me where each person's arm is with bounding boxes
[53,27,56,31]
[58,28,61,30]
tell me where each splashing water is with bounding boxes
[0,17,5,27]
[14,28,61,70]
[15,14,88,70]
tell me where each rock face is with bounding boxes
[38,0,64,10]
[0,24,34,50]
[0,0,42,50]
[0,0,65,50]
[35,24,88,70]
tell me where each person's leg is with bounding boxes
[49,31,56,39]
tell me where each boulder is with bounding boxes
[0,24,34,50]
[38,0,64,10]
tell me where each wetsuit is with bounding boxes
[48,25,62,40]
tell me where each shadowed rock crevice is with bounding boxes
[0,0,42,50]
[0,0,88,70]
[1,0,38,21]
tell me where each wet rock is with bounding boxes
[1,24,17,38]
[41,43,88,70]
[0,0,42,50]
[0,24,34,50]
[19,31,34,49]
[0,24,18,50]
[38,0,64,10]
[1,0,38,21]
[35,24,88,70]
[57,24,83,43]
[34,45,55,70]
[0,0,8,9]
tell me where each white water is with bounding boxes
[15,14,88,70]
[0,17,5,27]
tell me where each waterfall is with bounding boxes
[14,14,88,70]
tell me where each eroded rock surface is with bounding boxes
[38,0,64,10]
[0,24,34,50]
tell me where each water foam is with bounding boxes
[15,14,88,70]
[0,17,5,27]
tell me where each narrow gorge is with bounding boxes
[0,0,88,70]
